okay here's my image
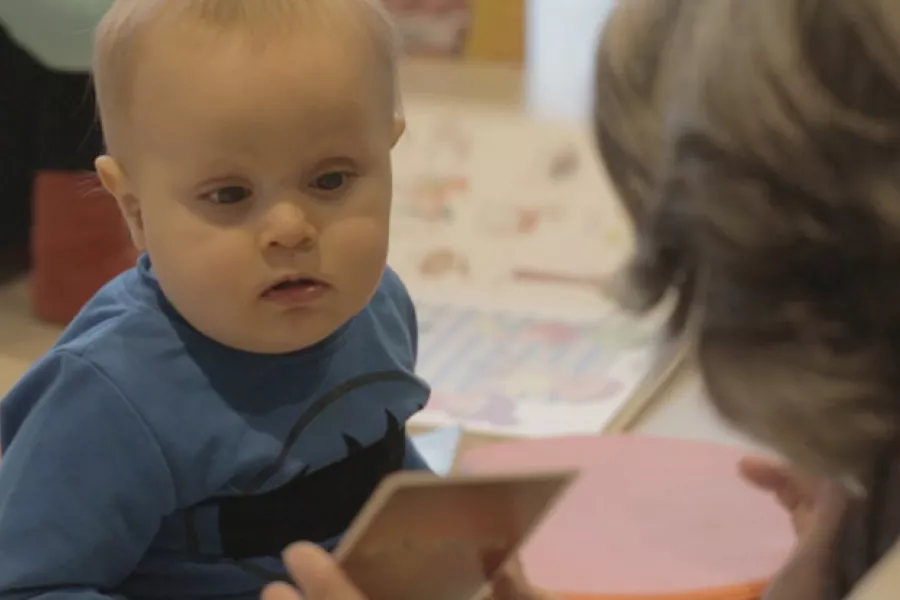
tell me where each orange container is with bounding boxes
[30,170,138,325]
[459,436,795,600]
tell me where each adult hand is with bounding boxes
[738,456,823,538]
[485,558,561,600]
[262,543,365,600]
[738,457,850,600]
[262,543,560,600]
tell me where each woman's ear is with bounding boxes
[95,155,147,251]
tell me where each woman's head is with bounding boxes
[596,0,900,485]
[591,0,712,325]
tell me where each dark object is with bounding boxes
[0,22,136,323]
[28,63,136,325]
[0,23,39,262]
[216,415,407,560]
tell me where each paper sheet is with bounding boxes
[389,102,633,317]
[393,101,669,437]
[410,426,463,476]
[410,303,661,437]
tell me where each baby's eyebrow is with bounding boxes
[313,156,360,168]
[188,158,247,177]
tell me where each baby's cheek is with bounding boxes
[332,213,388,253]
[327,219,389,294]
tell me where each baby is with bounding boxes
[0,1,432,598]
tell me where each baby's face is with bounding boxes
[101,22,403,353]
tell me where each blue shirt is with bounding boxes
[0,254,431,600]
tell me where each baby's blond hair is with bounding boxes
[92,0,400,158]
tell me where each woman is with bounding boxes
[271,0,900,597]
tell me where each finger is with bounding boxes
[262,582,305,600]
[810,481,850,526]
[738,456,792,489]
[489,559,560,600]
[739,456,818,493]
[738,458,799,508]
[793,481,849,553]
[490,559,531,599]
[282,542,366,600]
[738,457,811,509]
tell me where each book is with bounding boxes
[335,469,575,600]
[391,100,689,437]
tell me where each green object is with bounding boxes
[0,0,112,71]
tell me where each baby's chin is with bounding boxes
[174,304,348,355]
[214,319,349,355]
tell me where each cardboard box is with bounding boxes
[384,0,524,64]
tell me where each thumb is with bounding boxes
[738,456,792,490]
[282,542,366,600]
[489,559,561,600]
[738,456,814,510]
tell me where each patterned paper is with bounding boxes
[410,303,661,437]
[390,101,633,317]
[392,101,669,436]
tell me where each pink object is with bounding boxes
[458,436,795,600]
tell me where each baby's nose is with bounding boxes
[260,202,317,250]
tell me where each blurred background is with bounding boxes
[0,0,759,451]
[0,8,797,597]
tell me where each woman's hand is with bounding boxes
[262,543,560,600]
[738,456,823,538]
[262,543,366,600]
[738,457,850,600]
[484,558,561,600]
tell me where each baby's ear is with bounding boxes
[95,155,147,251]
[391,116,406,148]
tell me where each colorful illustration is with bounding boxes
[419,248,469,279]
[383,0,472,57]
[382,0,525,63]
[427,392,519,428]
[547,147,580,181]
[410,303,659,437]
[390,101,634,306]
[511,268,602,291]
[402,176,468,223]
[393,116,471,224]
[388,101,664,437]
[477,202,565,237]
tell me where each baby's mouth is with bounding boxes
[269,278,317,291]
[263,277,330,304]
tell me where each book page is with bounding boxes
[392,101,677,436]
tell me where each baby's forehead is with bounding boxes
[124,32,393,165]
[137,24,385,110]
[94,0,399,157]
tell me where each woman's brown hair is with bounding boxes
[595,0,900,486]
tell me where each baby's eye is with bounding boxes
[205,186,251,205]
[310,172,354,193]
